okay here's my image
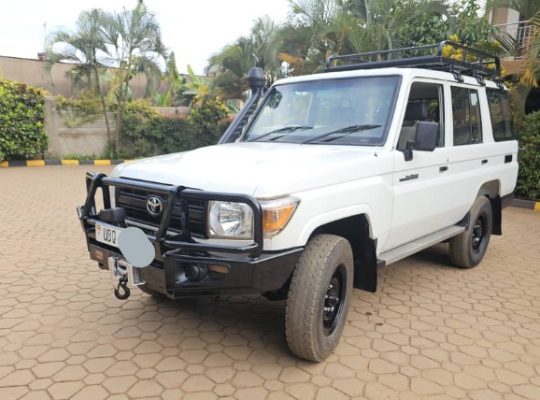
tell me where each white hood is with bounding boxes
[112,142,382,198]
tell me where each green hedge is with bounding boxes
[0,78,48,161]
[116,97,231,159]
[516,111,540,201]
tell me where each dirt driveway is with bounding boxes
[1,166,539,400]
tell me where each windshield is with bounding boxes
[243,76,400,146]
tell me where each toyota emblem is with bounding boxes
[146,196,163,217]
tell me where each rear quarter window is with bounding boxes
[486,89,515,141]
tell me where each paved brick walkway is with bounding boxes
[1,166,539,400]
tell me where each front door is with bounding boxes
[384,80,456,251]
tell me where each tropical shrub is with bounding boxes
[116,100,161,158]
[116,97,231,158]
[0,78,48,161]
[55,95,102,128]
[516,111,540,201]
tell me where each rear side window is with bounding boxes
[451,87,482,146]
[487,89,514,141]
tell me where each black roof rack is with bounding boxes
[325,41,501,84]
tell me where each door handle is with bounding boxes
[505,154,512,163]
[481,159,488,164]
[439,166,448,172]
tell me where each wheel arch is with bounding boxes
[308,214,378,293]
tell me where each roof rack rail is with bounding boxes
[325,41,501,83]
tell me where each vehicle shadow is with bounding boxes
[146,294,292,358]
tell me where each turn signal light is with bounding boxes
[261,198,299,237]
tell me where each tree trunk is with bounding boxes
[113,65,132,156]
[93,67,111,145]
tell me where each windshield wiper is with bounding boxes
[247,125,313,142]
[302,124,382,144]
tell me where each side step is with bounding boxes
[379,225,465,266]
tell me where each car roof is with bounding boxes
[274,67,502,90]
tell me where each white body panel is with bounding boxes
[112,67,518,256]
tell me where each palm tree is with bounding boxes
[344,0,449,50]
[277,0,449,75]
[209,38,255,99]
[153,51,184,107]
[209,16,281,99]
[277,0,349,75]
[46,9,112,141]
[101,1,167,152]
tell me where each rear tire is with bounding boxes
[285,234,353,362]
[449,196,493,268]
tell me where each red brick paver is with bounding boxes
[1,166,540,399]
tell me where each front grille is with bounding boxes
[116,187,207,238]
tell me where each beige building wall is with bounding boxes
[0,55,164,98]
[44,97,114,157]
[43,97,190,158]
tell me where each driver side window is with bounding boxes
[397,82,444,150]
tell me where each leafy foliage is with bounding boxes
[0,78,48,161]
[209,16,282,99]
[114,97,231,159]
[55,95,102,127]
[516,111,540,201]
[447,0,496,47]
[153,52,185,107]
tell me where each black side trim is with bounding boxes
[491,196,502,235]
[354,238,378,293]
[457,212,471,229]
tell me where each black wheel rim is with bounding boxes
[471,214,486,251]
[323,265,346,336]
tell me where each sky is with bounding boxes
[0,0,291,75]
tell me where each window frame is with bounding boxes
[486,88,515,142]
[240,75,403,147]
[450,85,484,146]
[398,80,446,149]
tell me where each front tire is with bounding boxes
[285,234,353,362]
[449,196,493,268]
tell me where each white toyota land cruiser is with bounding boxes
[78,42,518,361]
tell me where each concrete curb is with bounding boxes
[512,198,540,211]
[0,159,130,167]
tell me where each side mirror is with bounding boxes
[414,121,439,151]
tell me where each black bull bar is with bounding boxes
[79,172,264,259]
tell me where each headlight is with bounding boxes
[208,201,254,239]
[261,197,299,238]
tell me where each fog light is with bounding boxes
[185,264,208,282]
[208,264,230,274]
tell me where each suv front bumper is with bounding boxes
[78,172,302,298]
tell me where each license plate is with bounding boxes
[95,223,122,248]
